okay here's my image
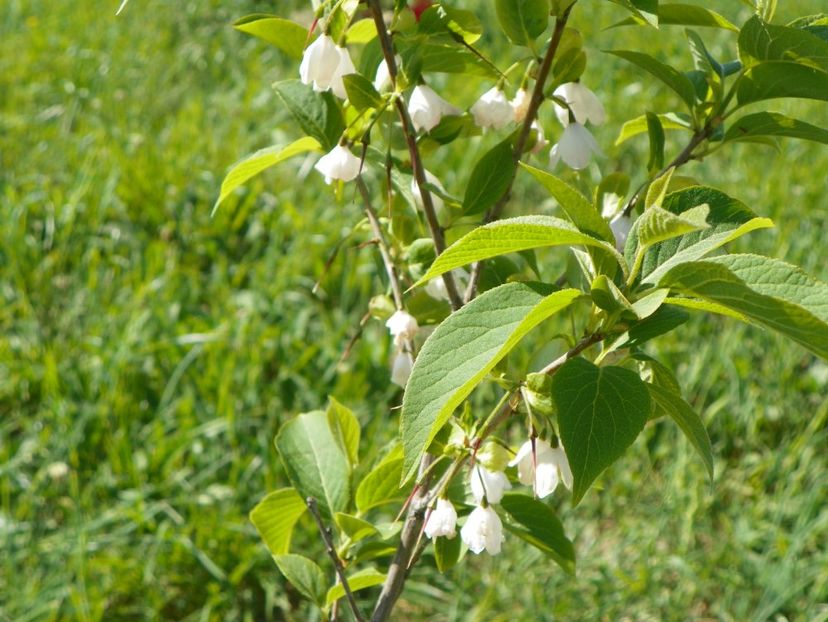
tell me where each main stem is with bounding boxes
[464,5,576,303]
[366,0,463,311]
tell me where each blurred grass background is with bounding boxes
[1,0,826,620]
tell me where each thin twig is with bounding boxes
[539,332,603,375]
[365,0,463,311]
[306,498,366,622]
[465,5,576,303]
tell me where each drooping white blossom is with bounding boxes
[509,439,573,498]
[470,87,513,130]
[408,85,461,132]
[314,144,361,184]
[424,498,458,539]
[510,88,531,122]
[329,45,356,99]
[610,214,633,252]
[391,350,414,387]
[300,35,355,98]
[424,268,469,302]
[470,464,511,504]
[411,169,446,213]
[553,82,606,127]
[461,505,505,555]
[385,310,419,347]
[550,122,603,170]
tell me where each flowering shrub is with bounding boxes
[218,2,828,620]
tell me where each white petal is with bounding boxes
[385,309,419,345]
[374,59,392,92]
[410,169,445,212]
[299,35,340,92]
[470,465,511,504]
[610,215,633,252]
[424,498,457,538]
[551,445,573,490]
[460,506,504,555]
[314,145,362,184]
[558,123,600,170]
[534,461,561,498]
[330,46,356,99]
[470,87,513,130]
[510,88,531,122]
[530,120,548,154]
[548,144,561,169]
[408,85,459,132]
[391,351,414,387]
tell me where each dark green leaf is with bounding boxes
[648,384,714,479]
[273,80,345,151]
[739,15,828,73]
[501,493,576,574]
[434,534,462,573]
[724,112,828,145]
[736,62,828,106]
[273,554,327,607]
[611,4,737,31]
[646,112,666,174]
[495,0,549,45]
[607,50,698,109]
[343,74,384,111]
[462,139,514,216]
[552,358,651,504]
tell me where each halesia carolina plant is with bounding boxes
[213,1,828,620]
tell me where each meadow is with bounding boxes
[1,0,826,620]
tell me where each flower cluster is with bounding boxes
[299,34,355,99]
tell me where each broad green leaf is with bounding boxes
[552,358,651,505]
[495,0,549,45]
[213,137,321,214]
[659,260,828,358]
[327,397,360,467]
[434,533,462,573]
[276,411,350,519]
[706,254,828,323]
[736,62,828,105]
[613,304,689,349]
[664,296,750,322]
[347,18,378,44]
[462,139,514,216]
[648,384,714,480]
[611,4,737,31]
[334,513,378,543]
[724,112,828,145]
[628,186,774,285]
[644,167,675,210]
[739,15,828,72]
[413,216,624,288]
[616,113,692,146]
[637,204,709,248]
[401,284,581,481]
[501,493,576,574]
[418,6,483,44]
[325,569,386,607]
[630,288,669,318]
[355,446,406,513]
[233,15,307,59]
[591,275,634,314]
[646,112,666,174]
[521,163,614,242]
[607,50,698,109]
[273,80,345,151]
[606,0,659,27]
[273,554,327,607]
[789,14,828,42]
[249,488,306,555]
[343,74,384,111]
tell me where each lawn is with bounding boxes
[1,0,826,620]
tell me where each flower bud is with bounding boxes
[476,442,510,472]
[385,310,419,347]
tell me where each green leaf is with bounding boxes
[606,0,659,27]
[327,397,360,467]
[648,384,714,480]
[495,0,549,45]
[501,493,576,574]
[355,446,406,513]
[325,568,386,607]
[347,18,378,44]
[596,172,630,218]
[615,113,692,146]
[736,62,828,106]
[413,216,624,288]
[664,296,750,322]
[418,6,483,44]
[334,513,378,543]
[401,284,581,482]
[659,259,828,359]
[273,80,345,151]
[273,554,327,607]
[521,163,614,242]
[462,139,514,216]
[611,4,737,31]
[552,358,651,505]
[644,167,675,210]
[213,138,321,215]
[233,15,307,59]
[724,112,828,146]
[628,186,774,286]
[343,74,384,111]
[591,275,633,314]
[275,411,351,519]
[645,112,666,174]
[637,204,710,249]
[249,488,306,556]
[788,14,828,42]
[739,15,828,72]
[434,533,462,573]
[607,50,698,109]
[615,304,689,349]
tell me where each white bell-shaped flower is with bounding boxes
[509,439,573,498]
[408,85,461,132]
[314,144,361,184]
[411,169,446,213]
[385,310,419,347]
[553,82,606,127]
[299,34,342,93]
[425,268,469,302]
[470,464,511,504]
[461,505,505,555]
[530,120,548,154]
[390,350,414,388]
[610,214,633,252]
[424,498,458,539]
[550,122,603,170]
[470,87,513,130]
[373,55,401,92]
[510,88,531,122]
[329,45,356,99]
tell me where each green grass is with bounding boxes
[1,0,826,620]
